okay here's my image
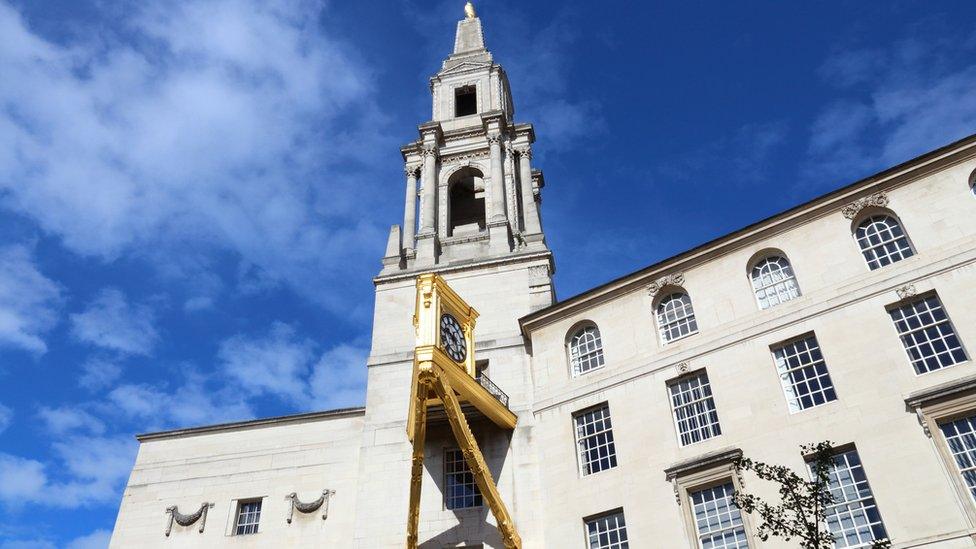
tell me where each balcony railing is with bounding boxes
[476,374,510,408]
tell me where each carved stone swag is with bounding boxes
[286,489,335,523]
[164,502,214,536]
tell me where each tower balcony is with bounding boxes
[425,371,513,427]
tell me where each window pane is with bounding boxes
[444,448,483,509]
[657,292,698,342]
[889,295,967,374]
[585,511,629,549]
[235,500,262,535]
[571,325,606,376]
[691,483,749,549]
[669,371,722,446]
[811,450,888,548]
[940,415,976,502]
[575,405,617,475]
[854,215,914,270]
[751,256,801,310]
[772,335,838,412]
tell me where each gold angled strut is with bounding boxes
[405,274,521,549]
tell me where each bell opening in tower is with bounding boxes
[454,86,477,117]
[448,167,486,235]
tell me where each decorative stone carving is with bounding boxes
[675,362,690,375]
[486,134,502,146]
[165,502,213,536]
[421,144,437,157]
[841,191,889,220]
[515,145,532,160]
[286,490,335,523]
[528,265,549,278]
[439,150,489,163]
[404,164,421,177]
[647,273,685,297]
[896,284,917,300]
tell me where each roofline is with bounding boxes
[520,131,976,336]
[135,406,366,442]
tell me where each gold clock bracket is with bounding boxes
[405,273,521,549]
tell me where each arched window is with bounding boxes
[854,214,914,270]
[970,168,976,197]
[751,256,801,309]
[569,324,605,377]
[656,292,698,343]
[448,167,486,236]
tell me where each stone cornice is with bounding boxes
[374,250,553,285]
[136,407,366,442]
[664,447,742,480]
[520,132,976,336]
[905,374,976,409]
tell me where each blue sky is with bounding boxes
[1,0,975,546]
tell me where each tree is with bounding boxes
[731,441,890,549]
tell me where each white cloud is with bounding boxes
[218,322,316,404]
[70,289,159,356]
[0,403,10,434]
[0,244,62,354]
[0,453,47,504]
[50,436,137,506]
[66,530,112,549]
[108,377,254,430]
[802,30,976,187]
[309,343,368,409]
[78,358,123,391]
[38,406,105,436]
[0,540,56,549]
[0,0,390,312]
[0,436,135,510]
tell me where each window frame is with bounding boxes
[655,290,699,344]
[443,447,483,510]
[851,211,916,271]
[233,498,263,536]
[808,445,889,548]
[568,322,607,378]
[907,379,976,527]
[582,508,630,549]
[454,85,478,117]
[749,254,802,310]
[664,449,754,549]
[666,369,723,447]
[769,333,839,414]
[573,402,618,477]
[886,292,969,376]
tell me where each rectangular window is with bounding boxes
[574,404,617,476]
[889,295,967,374]
[939,414,976,503]
[444,448,482,509]
[235,500,262,535]
[668,371,722,446]
[690,483,749,549]
[455,86,477,116]
[813,449,888,548]
[772,335,837,412]
[584,510,629,549]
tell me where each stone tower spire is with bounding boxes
[380,5,551,306]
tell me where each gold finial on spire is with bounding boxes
[464,1,476,19]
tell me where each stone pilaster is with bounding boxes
[417,143,439,264]
[517,146,542,237]
[402,164,419,255]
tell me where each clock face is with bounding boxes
[439,313,467,363]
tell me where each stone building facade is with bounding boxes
[110,8,976,549]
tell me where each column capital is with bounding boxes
[515,145,532,160]
[421,143,438,157]
[404,163,421,177]
[486,134,502,146]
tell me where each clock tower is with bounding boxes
[354,6,553,547]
